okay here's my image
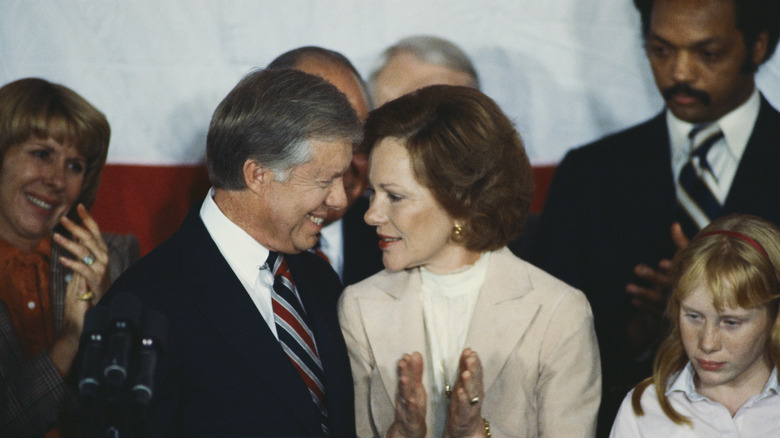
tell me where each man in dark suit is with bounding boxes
[268,47,384,286]
[98,69,362,437]
[530,0,780,435]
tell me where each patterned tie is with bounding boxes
[676,123,724,237]
[266,251,329,436]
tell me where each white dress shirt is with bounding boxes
[318,218,344,280]
[199,188,278,338]
[668,88,760,204]
[610,363,780,437]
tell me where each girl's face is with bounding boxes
[679,282,773,399]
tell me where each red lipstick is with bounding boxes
[697,359,725,371]
[377,234,399,250]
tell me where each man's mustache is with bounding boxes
[662,83,711,106]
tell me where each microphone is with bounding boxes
[78,306,109,400]
[103,293,142,387]
[131,310,168,406]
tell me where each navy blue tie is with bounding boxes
[677,124,724,237]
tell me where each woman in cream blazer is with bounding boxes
[338,86,601,438]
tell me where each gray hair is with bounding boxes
[206,68,363,188]
[368,35,480,102]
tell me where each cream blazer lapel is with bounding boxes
[464,248,540,393]
[358,269,431,412]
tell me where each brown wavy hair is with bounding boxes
[631,214,780,425]
[360,85,533,251]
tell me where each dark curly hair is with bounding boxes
[361,85,534,252]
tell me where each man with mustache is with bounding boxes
[529,0,780,436]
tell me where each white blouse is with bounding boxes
[420,252,490,438]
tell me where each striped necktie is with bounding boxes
[266,252,329,436]
[676,123,724,237]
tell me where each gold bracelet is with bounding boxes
[482,417,491,437]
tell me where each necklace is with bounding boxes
[441,357,453,399]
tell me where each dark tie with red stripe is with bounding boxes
[266,251,329,436]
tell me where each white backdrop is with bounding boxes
[2,0,780,166]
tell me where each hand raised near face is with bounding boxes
[625,222,690,355]
[54,204,112,302]
[445,348,486,438]
[387,352,427,438]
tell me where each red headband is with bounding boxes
[698,230,770,259]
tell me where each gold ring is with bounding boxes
[470,396,480,406]
[77,291,95,301]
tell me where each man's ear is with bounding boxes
[751,31,769,66]
[243,159,272,195]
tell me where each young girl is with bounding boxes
[610,214,780,437]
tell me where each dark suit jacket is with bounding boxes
[341,196,384,287]
[529,96,780,436]
[101,206,355,437]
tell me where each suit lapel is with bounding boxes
[724,97,780,216]
[50,242,66,335]
[615,114,678,260]
[464,249,539,392]
[359,271,429,405]
[178,212,319,429]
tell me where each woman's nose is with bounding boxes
[698,323,721,354]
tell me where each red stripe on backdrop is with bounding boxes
[91,164,211,255]
[90,164,556,256]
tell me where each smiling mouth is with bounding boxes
[26,194,54,210]
[306,214,324,226]
[377,235,401,249]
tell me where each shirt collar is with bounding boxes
[667,362,780,402]
[199,188,271,283]
[666,362,703,400]
[318,218,343,278]
[667,87,760,158]
[760,367,780,399]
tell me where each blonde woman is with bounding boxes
[0,78,138,437]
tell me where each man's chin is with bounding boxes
[668,104,711,124]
